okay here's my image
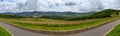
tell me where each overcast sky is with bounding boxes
[0,0,120,13]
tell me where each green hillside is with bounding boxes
[0,9,120,32]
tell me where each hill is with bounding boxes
[3,11,92,17]
[1,11,94,20]
[0,9,120,20]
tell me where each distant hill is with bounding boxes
[60,9,120,20]
[1,9,119,20]
[2,11,94,17]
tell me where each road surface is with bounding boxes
[0,19,120,36]
[0,22,57,36]
[62,19,120,36]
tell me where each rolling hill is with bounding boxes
[0,9,120,20]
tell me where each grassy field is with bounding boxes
[0,12,119,32]
[0,26,12,36]
[106,24,120,36]
[0,16,119,32]
[0,18,98,24]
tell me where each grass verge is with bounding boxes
[0,26,12,36]
[106,24,120,36]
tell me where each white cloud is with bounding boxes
[102,0,120,9]
[0,0,120,12]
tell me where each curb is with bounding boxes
[103,24,119,36]
[0,25,14,36]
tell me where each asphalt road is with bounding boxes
[0,19,120,36]
[62,19,120,36]
[0,22,57,36]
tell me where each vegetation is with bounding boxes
[0,14,26,18]
[0,9,120,32]
[12,17,119,31]
[66,9,120,20]
[0,16,119,32]
[1,9,120,21]
[106,24,120,36]
[0,26,12,36]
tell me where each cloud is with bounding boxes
[102,0,120,9]
[0,0,120,12]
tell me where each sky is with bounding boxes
[0,0,120,13]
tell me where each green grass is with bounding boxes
[7,17,119,32]
[0,26,12,36]
[106,24,120,36]
[0,15,119,32]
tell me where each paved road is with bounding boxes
[62,19,120,36]
[0,19,120,36]
[0,22,57,36]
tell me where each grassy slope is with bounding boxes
[106,24,120,36]
[0,26,12,36]
[0,11,119,32]
[0,18,97,24]
[0,17,119,32]
[12,17,120,31]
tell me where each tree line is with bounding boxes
[0,9,119,20]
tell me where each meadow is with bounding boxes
[0,9,120,32]
[0,16,119,32]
